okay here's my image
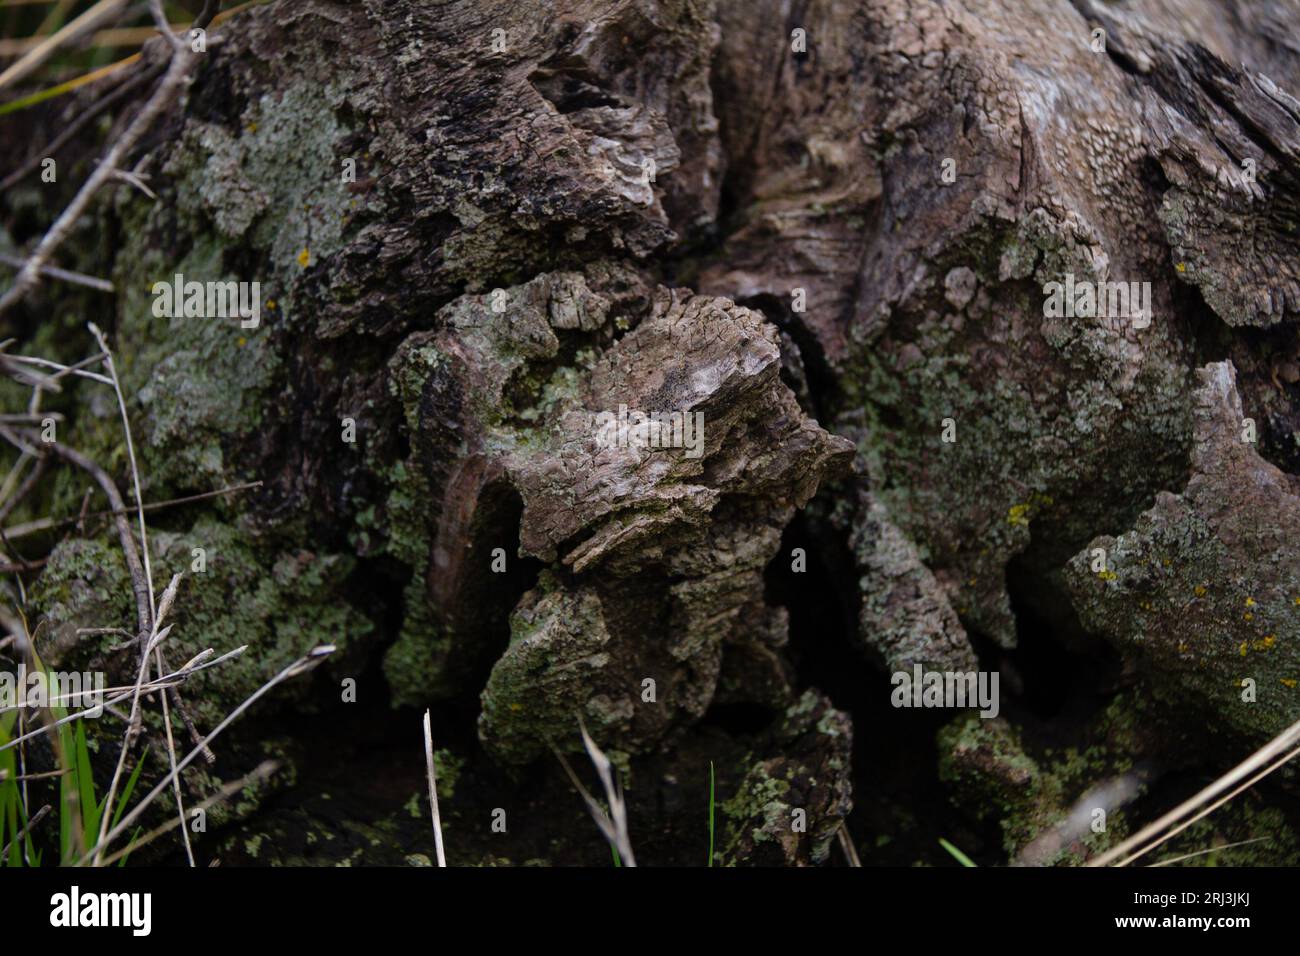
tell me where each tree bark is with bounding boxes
[5,0,1300,866]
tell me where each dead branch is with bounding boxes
[78,644,337,865]
[0,11,197,316]
[0,423,151,639]
[0,0,128,93]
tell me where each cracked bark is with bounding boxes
[5,0,1300,865]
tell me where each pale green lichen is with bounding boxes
[29,517,374,725]
[477,573,632,767]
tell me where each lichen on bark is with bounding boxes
[4,0,1300,867]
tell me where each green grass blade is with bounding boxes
[707,761,716,867]
[111,749,147,833]
[939,837,977,867]
[0,53,138,117]
[1,710,19,865]
[117,825,144,867]
[58,720,74,862]
[75,720,99,850]
[0,765,12,867]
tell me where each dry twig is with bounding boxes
[422,709,447,867]
[78,644,337,865]
[553,721,636,867]
[1089,715,1300,867]
[0,0,128,93]
[0,2,197,316]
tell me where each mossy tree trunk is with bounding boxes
[4,0,1300,865]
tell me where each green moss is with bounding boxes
[477,574,629,766]
[1067,500,1300,742]
[722,766,791,849]
[1159,803,1300,866]
[835,211,1193,652]
[29,517,374,727]
[938,715,1045,824]
[28,538,132,653]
